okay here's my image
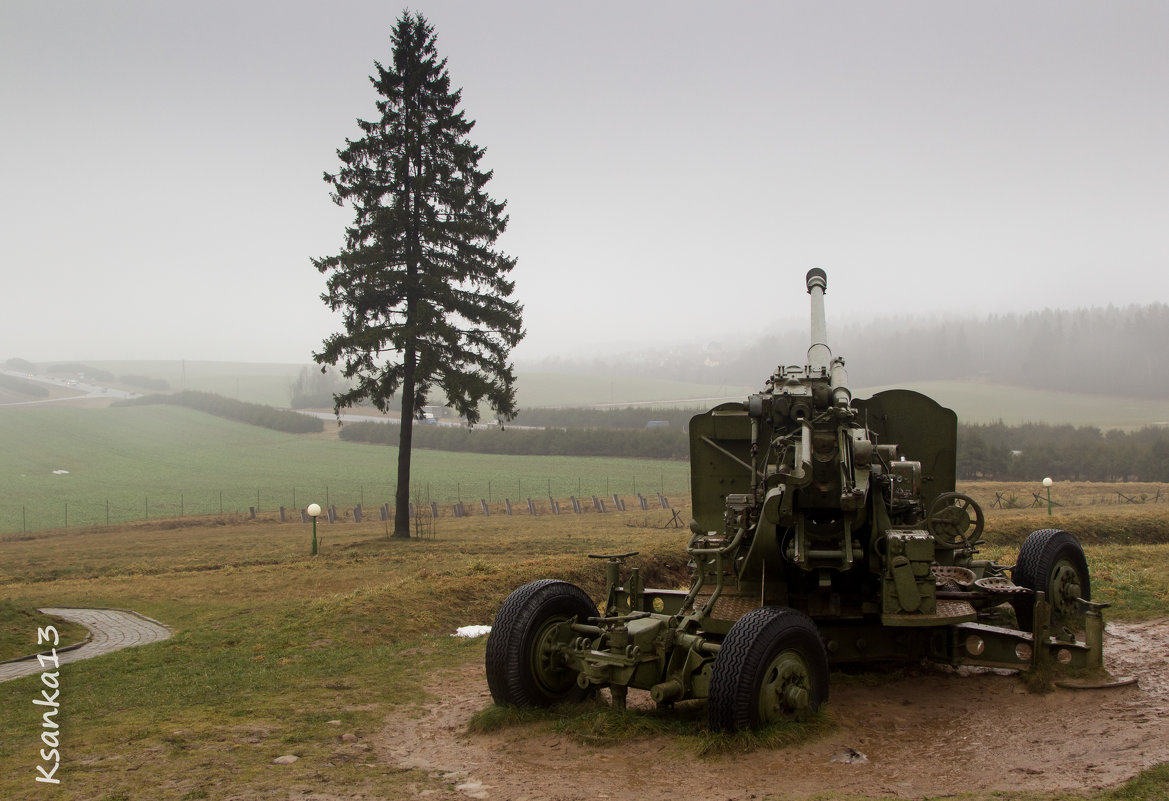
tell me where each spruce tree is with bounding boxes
[313,12,523,538]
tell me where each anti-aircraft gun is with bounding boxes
[486,269,1108,730]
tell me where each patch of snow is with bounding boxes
[453,625,491,638]
[831,747,869,765]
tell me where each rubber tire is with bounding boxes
[485,579,596,708]
[708,607,829,732]
[1011,529,1091,632]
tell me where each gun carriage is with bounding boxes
[486,269,1105,730]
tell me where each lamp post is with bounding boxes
[1042,477,1053,516]
[307,503,321,555]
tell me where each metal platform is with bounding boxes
[882,599,977,627]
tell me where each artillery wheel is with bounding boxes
[485,579,595,707]
[1011,529,1091,633]
[926,492,985,549]
[708,607,829,732]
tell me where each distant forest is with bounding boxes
[958,422,1169,482]
[525,303,1169,399]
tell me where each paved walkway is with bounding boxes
[0,608,172,683]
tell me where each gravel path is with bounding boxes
[0,608,172,683]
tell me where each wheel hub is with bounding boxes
[1050,562,1083,623]
[531,620,573,694]
[759,650,812,723]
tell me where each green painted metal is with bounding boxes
[487,269,1110,730]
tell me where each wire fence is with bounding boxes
[9,479,1166,536]
[2,474,691,535]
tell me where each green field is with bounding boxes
[0,406,690,534]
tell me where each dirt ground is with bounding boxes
[376,620,1169,801]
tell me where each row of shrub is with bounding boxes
[115,391,324,434]
[339,420,689,459]
[511,406,695,430]
[338,414,1169,483]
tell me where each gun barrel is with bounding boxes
[806,268,830,371]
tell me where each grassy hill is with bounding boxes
[0,406,690,534]
[0,496,1167,797]
[67,361,753,411]
[857,379,1169,431]
[515,371,753,408]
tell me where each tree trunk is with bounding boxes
[393,345,417,538]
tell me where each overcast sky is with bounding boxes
[3,1,1167,365]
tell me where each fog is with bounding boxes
[3,1,1167,365]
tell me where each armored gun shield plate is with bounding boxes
[853,390,958,512]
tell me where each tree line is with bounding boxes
[958,422,1169,482]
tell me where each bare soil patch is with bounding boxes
[376,620,1169,800]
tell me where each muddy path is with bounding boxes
[376,621,1169,800]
